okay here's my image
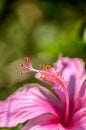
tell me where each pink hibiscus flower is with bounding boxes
[0,56,86,130]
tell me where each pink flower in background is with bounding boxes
[0,56,86,130]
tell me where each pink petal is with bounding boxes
[54,56,85,101]
[22,113,66,130]
[0,83,62,127]
[0,101,3,105]
[80,79,86,98]
[70,108,86,130]
[54,56,86,118]
[74,79,86,113]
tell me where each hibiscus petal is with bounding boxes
[0,83,62,127]
[0,101,4,107]
[70,108,86,130]
[22,113,66,130]
[54,56,85,101]
[54,56,85,111]
[80,79,86,98]
[74,79,86,112]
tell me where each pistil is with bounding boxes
[20,57,69,124]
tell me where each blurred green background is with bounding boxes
[0,0,86,129]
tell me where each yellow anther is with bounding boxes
[46,65,51,71]
[40,64,46,70]
[40,64,51,71]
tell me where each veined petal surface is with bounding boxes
[0,83,62,127]
[22,113,67,130]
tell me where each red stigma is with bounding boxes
[20,71,24,75]
[20,63,24,67]
[20,57,38,75]
[24,57,31,63]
